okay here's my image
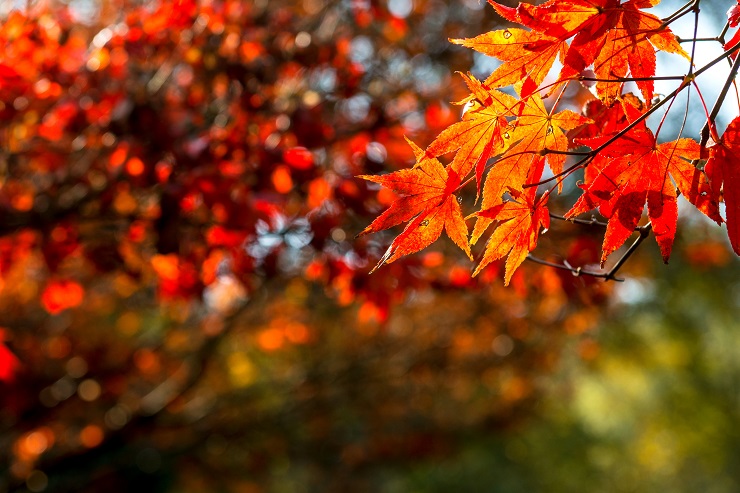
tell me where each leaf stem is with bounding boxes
[654,81,680,139]
[480,40,740,191]
[578,75,686,83]
[692,79,711,136]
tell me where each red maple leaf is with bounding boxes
[730,1,740,26]
[359,139,471,270]
[725,1,740,55]
[473,187,550,285]
[568,93,646,144]
[705,116,740,255]
[567,129,720,264]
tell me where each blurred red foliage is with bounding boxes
[0,1,615,491]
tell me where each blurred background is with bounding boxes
[0,0,739,492]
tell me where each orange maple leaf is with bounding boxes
[705,116,740,255]
[491,0,601,39]
[473,188,550,285]
[451,28,566,98]
[471,92,590,244]
[359,139,471,271]
[425,72,517,192]
[567,129,720,264]
[724,1,740,55]
[508,92,592,179]
[491,0,688,102]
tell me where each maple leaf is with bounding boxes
[730,1,740,27]
[576,1,688,103]
[705,116,740,255]
[470,92,590,244]
[359,138,471,271]
[490,0,688,103]
[451,28,566,98]
[568,93,645,144]
[725,2,740,56]
[510,92,592,179]
[425,72,518,193]
[472,188,550,285]
[570,94,649,188]
[566,130,720,264]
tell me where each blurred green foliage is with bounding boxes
[391,241,740,493]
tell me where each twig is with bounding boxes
[525,255,622,281]
[662,0,700,25]
[549,212,607,228]
[700,47,740,147]
[677,37,720,43]
[604,223,653,281]
[578,75,686,83]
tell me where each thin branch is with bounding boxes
[539,148,592,157]
[578,75,686,83]
[528,77,696,188]
[718,20,731,46]
[524,154,593,188]
[700,49,740,147]
[549,213,607,228]
[687,2,701,76]
[677,37,719,43]
[693,36,740,78]
[604,223,653,281]
[525,255,622,281]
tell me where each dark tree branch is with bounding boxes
[525,255,622,281]
[549,213,608,228]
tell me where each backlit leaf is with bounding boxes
[567,130,720,264]
[360,139,471,270]
[473,187,550,285]
[705,116,740,255]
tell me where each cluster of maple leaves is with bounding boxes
[362,0,740,284]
